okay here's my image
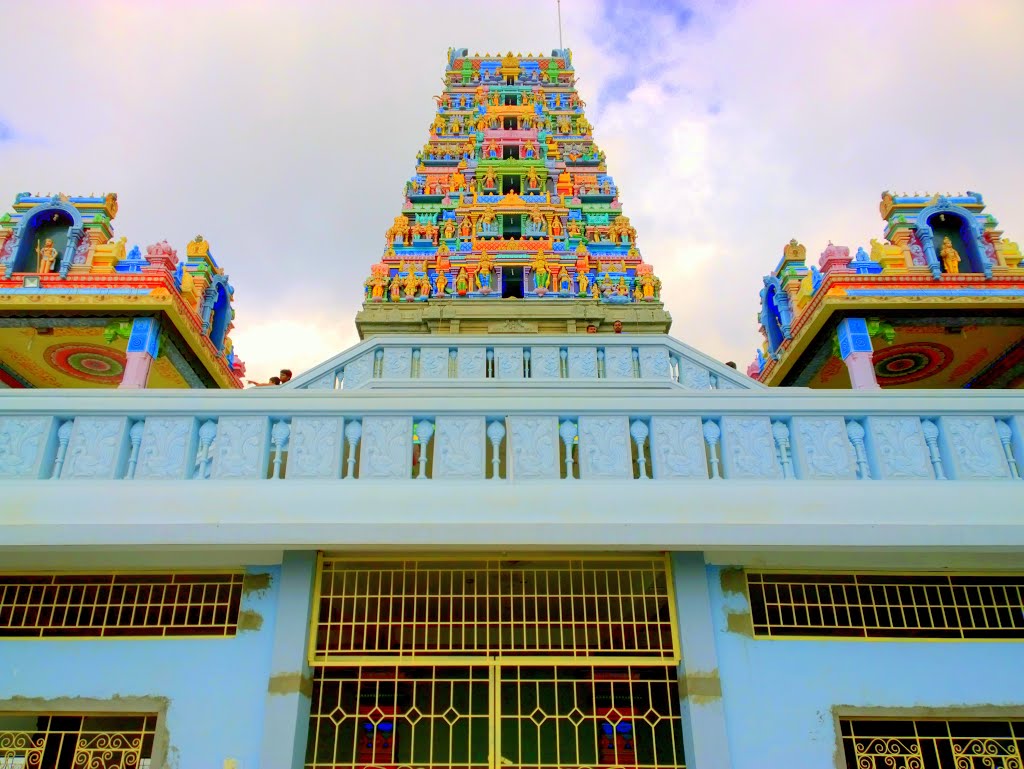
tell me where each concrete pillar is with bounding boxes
[837,317,880,390]
[672,552,732,769]
[259,551,317,769]
[119,317,160,389]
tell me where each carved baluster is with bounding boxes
[51,420,73,479]
[559,420,577,479]
[670,354,682,384]
[271,420,291,479]
[844,420,870,479]
[771,421,794,479]
[449,349,457,378]
[126,421,144,480]
[632,348,641,378]
[597,349,606,379]
[560,348,568,378]
[702,420,721,479]
[415,420,435,479]
[487,420,506,479]
[193,419,218,479]
[920,419,946,479]
[996,420,1020,480]
[373,348,384,378]
[630,420,649,480]
[412,349,421,379]
[710,373,720,389]
[486,348,495,378]
[523,349,531,378]
[344,420,362,479]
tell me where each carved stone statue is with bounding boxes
[435,270,448,296]
[578,270,590,296]
[388,276,401,302]
[531,253,551,294]
[456,267,470,296]
[940,236,961,274]
[476,252,494,294]
[526,166,540,190]
[36,238,58,273]
[442,219,456,239]
[557,267,572,294]
[482,167,497,189]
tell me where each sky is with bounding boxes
[2,0,1023,381]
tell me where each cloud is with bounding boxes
[0,0,1022,379]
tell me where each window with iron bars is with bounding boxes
[840,717,1024,768]
[306,555,687,769]
[0,713,156,768]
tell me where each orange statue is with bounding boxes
[36,238,58,273]
[459,216,473,238]
[449,170,466,192]
[388,276,401,302]
[526,166,540,190]
[482,167,497,189]
[574,241,591,271]
[551,216,563,238]
[556,170,573,197]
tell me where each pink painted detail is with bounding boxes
[482,129,539,142]
[119,351,154,389]
[818,243,852,275]
[843,351,880,390]
[144,240,179,272]
[746,361,760,377]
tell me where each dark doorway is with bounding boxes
[506,76,515,86]
[504,94,517,106]
[502,117,516,130]
[503,145,520,160]
[502,266,524,297]
[502,214,521,240]
[502,177,519,195]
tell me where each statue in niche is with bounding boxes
[456,267,470,296]
[419,275,432,299]
[591,280,601,300]
[482,167,497,189]
[578,270,590,296]
[431,114,446,135]
[557,267,572,294]
[531,253,551,294]
[567,219,583,238]
[402,272,419,301]
[908,233,927,266]
[449,170,466,192]
[435,270,448,296]
[940,236,961,274]
[526,166,540,190]
[442,219,456,239]
[388,276,401,302]
[476,252,494,294]
[459,216,473,238]
[36,238,59,273]
[551,216,563,238]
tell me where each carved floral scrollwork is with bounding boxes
[866,416,932,479]
[568,347,598,379]
[530,347,561,379]
[578,416,632,479]
[0,416,53,478]
[650,416,707,479]
[360,416,413,479]
[136,416,197,480]
[210,416,270,479]
[434,416,486,479]
[509,416,559,479]
[720,416,782,479]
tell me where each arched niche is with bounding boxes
[7,201,83,276]
[759,276,792,354]
[914,199,992,279]
[202,276,232,353]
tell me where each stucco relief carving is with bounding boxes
[434,416,486,479]
[865,416,933,479]
[0,416,55,479]
[458,346,487,378]
[568,346,598,379]
[342,353,373,389]
[677,359,711,390]
[530,347,561,379]
[603,347,635,380]
[287,417,345,479]
[419,348,450,379]
[61,416,131,479]
[638,347,671,379]
[304,371,337,390]
[940,415,1010,479]
[383,347,412,379]
[791,416,857,480]
[509,416,559,479]
[360,416,412,479]
[720,416,782,479]
[578,416,632,479]
[210,416,271,479]
[650,416,707,479]
[135,416,198,480]
[496,347,524,379]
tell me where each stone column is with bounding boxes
[119,317,160,389]
[259,551,317,769]
[837,317,880,390]
[672,552,733,769]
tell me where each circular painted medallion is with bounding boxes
[873,342,953,385]
[45,343,127,384]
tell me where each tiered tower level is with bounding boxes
[356,48,671,337]
[0,193,244,388]
[749,191,1024,389]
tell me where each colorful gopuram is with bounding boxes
[0,193,244,388]
[749,191,1024,388]
[356,48,670,337]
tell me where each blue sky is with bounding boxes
[1,0,1022,380]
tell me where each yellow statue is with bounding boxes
[365,271,387,302]
[526,166,540,189]
[617,277,629,296]
[388,276,401,302]
[638,271,658,300]
[531,252,551,292]
[578,270,590,296]
[403,272,419,300]
[442,219,456,239]
[633,285,643,302]
[435,270,448,296]
[591,280,601,299]
[940,236,961,274]
[36,238,58,273]
[431,114,446,135]
[482,167,497,189]
[449,170,465,192]
[577,116,592,136]
[456,266,470,295]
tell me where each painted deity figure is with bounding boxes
[526,166,540,190]
[431,114,446,135]
[551,216,563,238]
[365,272,387,302]
[568,219,583,238]
[531,253,551,293]
[389,276,401,302]
[476,259,494,294]
[455,267,470,296]
[435,270,448,296]
[36,238,58,273]
[482,167,497,189]
[638,272,657,301]
[420,275,432,298]
[459,216,473,238]
[449,170,466,192]
[578,270,590,296]
[940,236,961,274]
[557,267,572,294]
[617,278,629,297]
[442,219,456,239]
[403,272,419,300]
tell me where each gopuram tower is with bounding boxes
[356,48,672,337]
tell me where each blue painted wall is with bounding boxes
[0,565,281,769]
[707,565,1024,768]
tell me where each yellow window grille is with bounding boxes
[0,572,244,638]
[746,571,1024,639]
[840,718,1024,768]
[312,556,677,660]
[0,712,156,768]
[305,665,685,769]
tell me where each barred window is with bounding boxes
[313,557,676,660]
[747,572,1024,639]
[0,713,156,768]
[841,718,1024,768]
[0,572,244,638]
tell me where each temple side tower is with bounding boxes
[356,48,671,337]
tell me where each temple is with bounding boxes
[1,50,1024,769]
[0,193,244,389]
[749,191,1024,389]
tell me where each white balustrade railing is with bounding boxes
[1,388,1022,483]
[285,334,757,391]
